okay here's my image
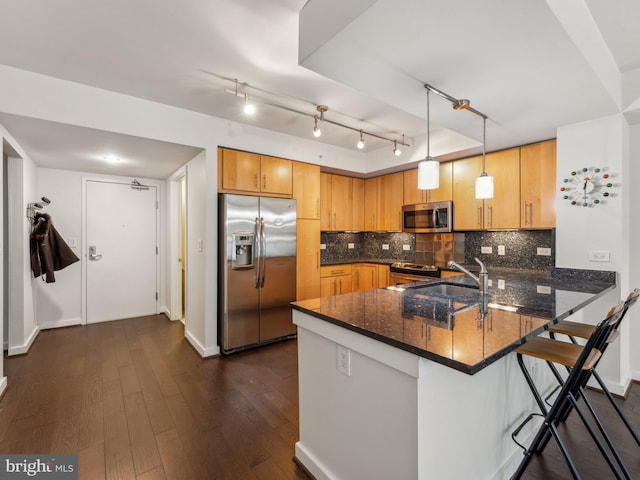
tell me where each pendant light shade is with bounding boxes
[418,158,439,189]
[475,117,494,199]
[417,89,439,190]
[475,173,494,199]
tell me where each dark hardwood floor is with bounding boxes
[0,315,309,480]
[0,314,638,479]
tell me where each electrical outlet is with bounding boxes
[537,285,551,294]
[498,279,505,290]
[403,244,411,251]
[320,243,326,250]
[487,279,493,287]
[498,245,505,256]
[382,244,389,250]
[337,345,351,376]
[481,246,492,254]
[588,250,610,262]
[348,243,355,249]
[537,247,551,256]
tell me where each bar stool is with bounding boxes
[511,302,625,480]
[548,288,640,446]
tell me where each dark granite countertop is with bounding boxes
[292,268,616,375]
[321,258,397,266]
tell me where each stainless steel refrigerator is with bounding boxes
[218,194,297,354]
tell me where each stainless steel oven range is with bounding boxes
[389,262,440,285]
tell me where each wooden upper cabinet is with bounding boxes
[520,139,556,228]
[352,178,365,231]
[221,149,261,193]
[428,161,453,203]
[453,155,484,230]
[377,172,404,231]
[219,149,292,197]
[364,177,378,231]
[293,162,320,219]
[403,162,453,206]
[484,147,520,229]
[403,169,426,205]
[320,173,353,231]
[260,155,292,196]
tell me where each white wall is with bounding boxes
[630,123,640,379]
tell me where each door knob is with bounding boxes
[88,245,103,261]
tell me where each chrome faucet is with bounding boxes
[447,257,489,295]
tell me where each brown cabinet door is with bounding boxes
[260,156,292,195]
[453,155,484,230]
[377,172,404,231]
[520,139,556,228]
[320,173,333,230]
[321,274,352,296]
[352,264,377,292]
[403,169,426,205]
[484,148,521,229]
[296,219,321,301]
[428,161,453,203]
[221,149,261,193]
[352,178,365,231]
[293,162,320,219]
[331,175,353,231]
[364,177,378,231]
[377,264,390,289]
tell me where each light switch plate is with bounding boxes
[537,285,551,294]
[498,279,506,290]
[588,250,610,262]
[537,247,551,256]
[348,243,355,249]
[337,345,351,376]
[402,244,411,251]
[382,244,390,250]
[320,243,326,250]
[498,245,505,256]
[481,246,492,254]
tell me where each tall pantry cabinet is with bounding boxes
[294,162,321,301]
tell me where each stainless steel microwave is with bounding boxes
[402,201,453,233]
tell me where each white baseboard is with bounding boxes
[184,329,220,358]
[632,370,640,383]
[38,317,83,330]
[295,442,334,480]
[0,377,7,399]
[7,325,40,356]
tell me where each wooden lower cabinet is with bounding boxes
[377,264,390,289]
[352,264,377,292]
[320,265,352,297]
[296,219,320,301]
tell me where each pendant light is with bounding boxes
[417,90,439,190]
[475,117,494,199]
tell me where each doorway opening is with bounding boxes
[179,175,186,323]
[169,167,187,325]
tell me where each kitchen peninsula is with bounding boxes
[292,268,617,480]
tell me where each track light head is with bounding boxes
[313,115,322,137]
[243,93,255,115]
[393,140,402,156]
[357,130,365,149]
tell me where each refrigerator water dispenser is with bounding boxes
[232,232,254,269]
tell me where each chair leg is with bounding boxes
[590,369,640,446]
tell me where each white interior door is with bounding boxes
[86,180,158,324]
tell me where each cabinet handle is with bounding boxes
[317,199,320,218]
[477,207,482,227]
[371,270,374,288]
[339,278,343,295]
[529,202,533,226]
[317,252,320,271]
[334,212,337,230]
[398,212,401,229]
[263,174,267,189]
[355,272,359,289]
[523,201,529,226]
[488,205,493,227]
[255,174,258,188]
[333,279,337,296]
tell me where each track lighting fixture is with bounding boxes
[243,93,256,115]
[218,74,409,152]
[313,116,322,137]
[417,89,439,190]
[393,140,401,156]
[475,117,494,199]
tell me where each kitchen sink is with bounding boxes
[413,283,480,297]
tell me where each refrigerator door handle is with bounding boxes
[254,217,261,288]
[260,217,267,288]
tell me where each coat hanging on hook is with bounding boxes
[30,212,79,283]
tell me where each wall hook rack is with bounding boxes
[26,196,51,224]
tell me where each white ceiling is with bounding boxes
[0,0,638,176]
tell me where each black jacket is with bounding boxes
[30,213,80,283]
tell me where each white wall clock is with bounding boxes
[560,167,613,207]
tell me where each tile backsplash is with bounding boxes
[319,229,555,270]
